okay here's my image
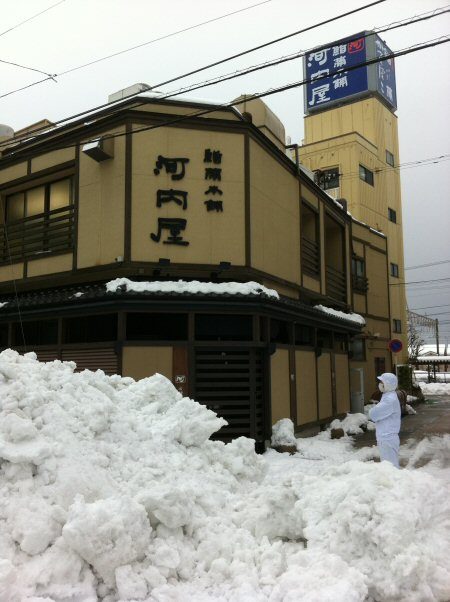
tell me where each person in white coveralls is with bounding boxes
[369,373,401,468]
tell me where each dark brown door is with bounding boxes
[193,347,265,443]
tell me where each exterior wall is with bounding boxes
[270,348,291,425]
[0,263,24,283]
[335,353,350,414]
[131,127,246,266]
[0,162,27,185]
[295,350,317,425]
[122,346,173,381]
[350,222,393,401]
[27,253,72,278]
[31,148,75,173]
[250,139,300,285]
[317,352,333,419]
[300,96,407,363]
[77,127,126,268]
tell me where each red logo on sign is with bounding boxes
[348,38,365,53]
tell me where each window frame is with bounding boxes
[393,319,402,333]
[388,207,397,223]
[359,164,374,186]
[390,262,399,278]
[1,176,74,264]
[385,150,395,167]
[316,167,340,191]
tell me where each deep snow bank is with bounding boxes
[0,350,449,601]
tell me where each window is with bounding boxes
[2,177,74,263]
[317,329,332,349]
[127,313,187,341]
[301,203,320,277]
[352,256,368,293]
[12,319,58,346]
[64,314,117,343]
[388,207,397,223]
[393,319,402,333]
[334,333,348,353]
[375,356,386,377]
[359,164,374,186]
[196,314,252,341]
[386,150,395,167]
[316,167,340,190]
[295,324,313,346]
[270,320,291,344]
[350,338,365,361]
[390,263,399,278]
[0,324,9,347]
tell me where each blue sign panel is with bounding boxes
[305,34,368,111]
[374,36,397,110]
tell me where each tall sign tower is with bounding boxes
[299,32,407,365]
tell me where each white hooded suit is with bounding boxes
[369,373,401,468]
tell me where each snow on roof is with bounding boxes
[419,344,448,355]
[314,304,366,326]
[415,356,450,363]
[106,278,280,299]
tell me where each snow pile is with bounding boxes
[1,350,450,601]
[405,435,450,470]
[314,304,366,325]
[419,382,450,395]
[271,418,297,448]
[106,278,279,299]
[330,412,375,435]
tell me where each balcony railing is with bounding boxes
[352,274,369,294]
[326,264,347,302]
[301,237,320,277]
[0,205,75,264]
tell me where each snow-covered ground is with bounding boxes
[419,381,450,396]
[0,350,449,601]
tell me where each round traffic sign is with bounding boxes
[388,339,403,353]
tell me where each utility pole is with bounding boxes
[436,318,440,355]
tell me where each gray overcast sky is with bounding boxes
[1,0,449,341]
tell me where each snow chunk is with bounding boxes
[330,412,375,435]
[106,277,279,298]
[62,495,151,586]
[271,418,297,447]
[314,304,365,325]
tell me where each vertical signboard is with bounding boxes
[374,35,397,110]
[304,31,397,113]
[305,33,368,110]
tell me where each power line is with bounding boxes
[391,277,450,286]
[411,303,450,311]
[0,57,55,78]
[151,0,386,89]
[0,0,66,38]
[59,0,274,76]
[3,3,446,151]
[405,259,450,270]
[0,0,387,132]
[5,34,447,157]
[159,6,450,100]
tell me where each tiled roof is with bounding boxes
[0,281,362,330]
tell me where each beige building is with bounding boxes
[0,90,392,448]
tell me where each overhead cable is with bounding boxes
[4,34,447,157]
